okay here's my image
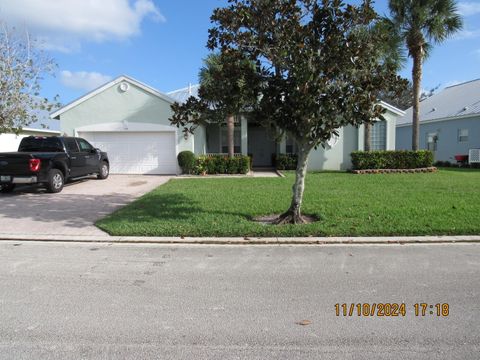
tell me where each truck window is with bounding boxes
[64,138,80,153]
[18,137,64,152]
[77,139,94,152]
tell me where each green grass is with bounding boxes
[96,169,480,237]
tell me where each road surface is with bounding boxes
[0,241,478,359]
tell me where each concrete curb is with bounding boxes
[1,234,479,245]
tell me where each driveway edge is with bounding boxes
[1,234,480,245]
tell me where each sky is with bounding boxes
[2,0,480,114]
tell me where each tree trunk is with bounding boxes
[226,115,235,158]
[274,144,311,224]
[364,123,371,151]
[412,49,423,151]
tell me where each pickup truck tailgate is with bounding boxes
[0,153,35,176]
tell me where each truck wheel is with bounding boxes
[0,184,15,193]
[97,161,109,180]
[46,169,64,193]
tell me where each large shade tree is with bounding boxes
[0,22,58,134]
[207,0,406,224]
[388,0,462,150]
[170,51,261,158]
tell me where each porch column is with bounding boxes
[358,124,365,151]
[279,135,287,154]
[241,116,248,155]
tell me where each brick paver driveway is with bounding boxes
[0,175,171,236]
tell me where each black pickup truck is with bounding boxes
[0,136,109,194]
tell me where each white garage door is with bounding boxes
[79,132,177,174]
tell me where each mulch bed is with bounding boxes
[351,167,437,174]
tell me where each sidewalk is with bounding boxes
[1,234,479,245]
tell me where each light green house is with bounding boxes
[51,75,404,174]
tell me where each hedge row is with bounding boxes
[274,154,298,170]
[178,151,250,175]
[351,150,434,170]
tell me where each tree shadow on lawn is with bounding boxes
[106,192,253,222]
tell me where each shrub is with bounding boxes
[213,156,227,174]
[351,150,434,170]
[226,157,238,174]
[177,151,196,174]
[195,155,250,175]
[194,156,208,174]
[205,157,217,174]
[238,156,250,174]
[275,154,298,170]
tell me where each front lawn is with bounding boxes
[96,169,480,237]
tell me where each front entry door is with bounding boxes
[248,126,276,167]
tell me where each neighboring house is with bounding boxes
[396,79,480,162]
[0,110,61,152]
[51,75,404,175]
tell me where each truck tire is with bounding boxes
[0,184,15,193]
[46,169,64,193]
[97,161,109,180]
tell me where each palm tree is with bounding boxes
[199,53,258,158]
[389,0,462,150]
[363,18,406,151]
[199,54,235,158]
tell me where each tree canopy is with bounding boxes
[388,0,463,149]
[206,0,406,223]
[0,22,58,134]
[170,51,261,141]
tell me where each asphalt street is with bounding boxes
[0,242,478,359]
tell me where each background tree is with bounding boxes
[0,22,58,134]
[388,0,462,150]
[208,0,406,224]
[170,51,261,158]
[365,18,406,150]
[378,81,413,110]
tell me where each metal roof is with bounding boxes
[167,84,200,104]
[397,78,480,126]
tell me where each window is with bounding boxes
[221,125,241,153]
[64,138,79,153]
[370,121,387,150]
[286,135,297,154]
[77,138,94,152]
[427,133,438,151]
[18,137,63,152]
[458,129,469,143]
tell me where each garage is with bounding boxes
[78,131,177,175]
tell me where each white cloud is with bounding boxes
[458,2,480,16]
[453,28,480,40]
[1,0,164,52]
[60,71,112,91]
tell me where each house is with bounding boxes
[0,109,61,152]
[51,75,404,175]
[396,79,480,162]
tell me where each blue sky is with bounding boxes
[4,0,480,107]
